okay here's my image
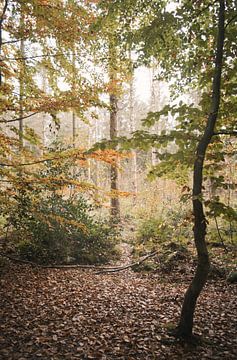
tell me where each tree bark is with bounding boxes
[0,0,8,87]
[128,60,138,196]
[110,92,120,219]
[176,0,225,339]
[19,6,25,149]
[72,49,76,148]
[109,41,120,220]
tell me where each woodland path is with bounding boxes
[0,246,236,360]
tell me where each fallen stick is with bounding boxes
[96,251,159,274]
[0,253,41,267]
[0,250,158,272]
[0,253,107,269]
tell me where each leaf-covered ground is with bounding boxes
[0,260,236,360]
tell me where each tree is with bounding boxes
[0,0,125,250]
[101,0,237,338]
[128,54,138,196]
[109,42,120,220]
[175,0,225,339]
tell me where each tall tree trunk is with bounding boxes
[110,92,120,219]
[94,116,99,188]
[176,0,225,338]
[128,61,138,196]
[72,50,76,148]
[87,126,92,182]
[150,65,162,166]
[0,0,9,87]
[109,41,120,220]
[42,68,47,151]
[150,66,157,166]
[19,7,25,149]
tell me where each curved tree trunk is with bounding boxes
[176,0,225,338]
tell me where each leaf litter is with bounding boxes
[0,261,236,359]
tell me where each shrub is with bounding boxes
[13,194,119,265]
[5,143,119,265]
[137,217,167,244]
[134,208,193,256]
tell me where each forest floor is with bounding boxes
[0,245,237,360]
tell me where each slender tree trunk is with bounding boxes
[94,116,99,188]
[72,50,76,148]
[150,66,157,166]
[19,8,25,149]
[42,68,47,151]
[87,126,92,182]
[109,41,120,220]
[128,61,138,195]
[0,1,9,87]
[176,0,225,338]
[110,92,120,219]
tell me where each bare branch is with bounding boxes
[213,130,237,136]
[214,216,228,252]
[0,0,8,25]
[0,253,105,269]
[96,251,158,274]
[4,52,76,62]
[0,251,159,272]
[2,39,24,45]
[0,153,85,167]
[225,13,237,28]
[0,112,39,123]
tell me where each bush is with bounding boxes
[137,217,167,244]
[13,194,119,265]
[134,208,193,256]
[6,143,119,265]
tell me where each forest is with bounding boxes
[0,0,236,359]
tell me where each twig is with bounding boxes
[225,13,237,29]
[214,216,228,252]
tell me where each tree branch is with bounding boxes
[225,13,237,29]
[0,250,158,272]
[0,153,85,167]
[2,39,22,45]
[96,251,158,274]
[0,0,8,25]
[0,112,39,123]
[0,252,105,269]
[213,130,237,136]
[4,52,76,62]
[214,216,228,252]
